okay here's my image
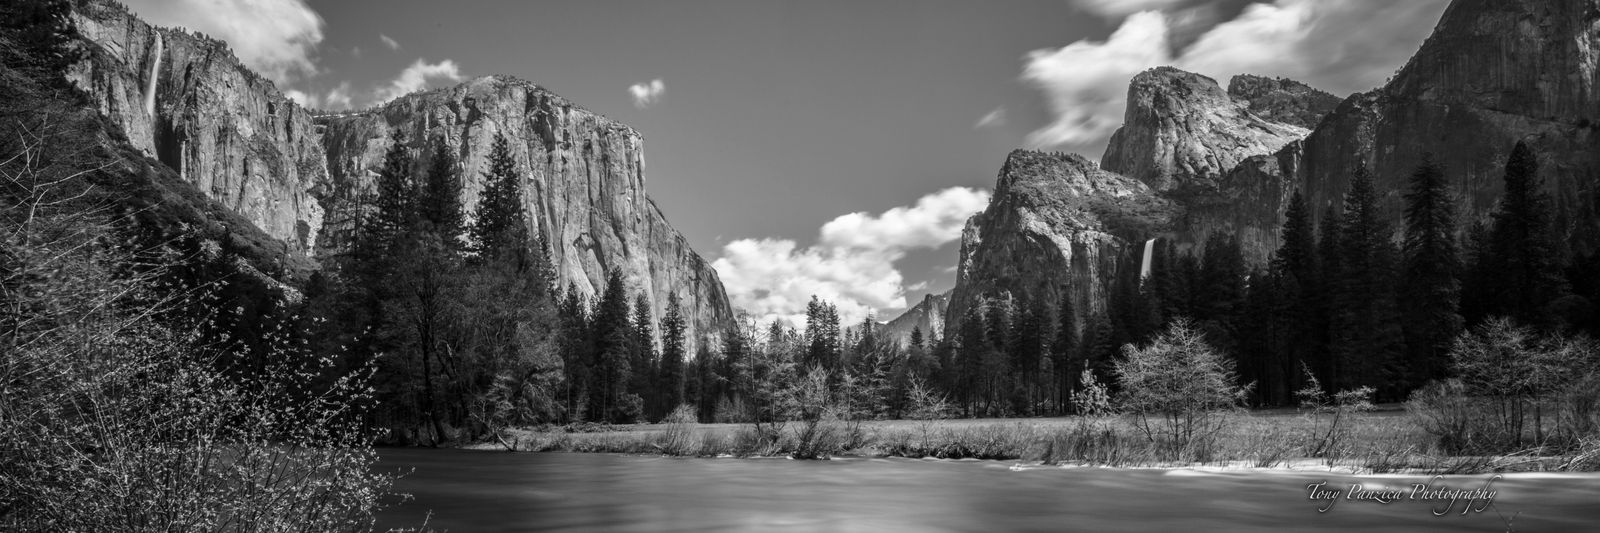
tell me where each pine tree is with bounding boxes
[1488,141,1569,325]
[559,283,592,421]
[955,305,988,416]
[1275,191,1317,284]
[419,139,464,247]
[1400,155,1463,385]
[1269,190,1317,404]
[1310,203,1344,390]
[658,292,687,412]
[589,269,636,422]
[630,292,657,418]
[909,326,924,352]
[368,131,416,254]
[1050,290,1080,414]
[1330,165,1404,397]
[472,132,527,263]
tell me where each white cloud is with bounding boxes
[629,79,665,108]
[1022,0,1449,156]
[124,0,324,85]
[374,58,464,104]
[380,34,401,50]
[975,107,1007,129]
[713,187,991,329]
[1068,0,1187,18]
[284,81,352,110]
[1022,11,1169,152]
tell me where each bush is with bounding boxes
[1114,318,1247,456]
[1407,379,1480,455]
[655,404,702,456]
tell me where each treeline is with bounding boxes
[572,141,1599,423]
[1098,142,1595,406]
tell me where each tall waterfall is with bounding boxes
[144,33,163,117]
[1139,238,1156,283]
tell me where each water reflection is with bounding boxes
[376,449,1600,532]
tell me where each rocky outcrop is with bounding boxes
[317,76,733,350]
[68,0,328,256]
[1165,143,1302,264]
[1102,67,1309,194]
[63,0,734,350]
[879,291,950,347]
[1227,75,1343,130]
[1297,0,1600,254]
[946,150,1176,332]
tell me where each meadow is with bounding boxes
[463,406,1597,475]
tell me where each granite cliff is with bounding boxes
[879,291,951,347]
[316,76,732,351]
[1297,0,1600,253]
[945,150,1176,332]
[68,0,328,255]
[948,0,1599,333]
[63,0,733,349]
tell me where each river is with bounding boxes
[375,449,1600,532]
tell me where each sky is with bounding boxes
[121,0,1450,328]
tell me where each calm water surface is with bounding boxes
[376,449,1600,532]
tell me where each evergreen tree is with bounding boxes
[1310,203,1344,389]
[1268,190,1317,404]
[909,326,924,352]
[658,292,687,412]
[1400,155,1463,385]
[590,269,637,422]
[419,139,464,247]
[472,132,527,263]
[368,131,416,254]
[559,283,592,421]
[1487,141,1569,325]
[955,305,988,416]
[1329,165,1405,397]
[630,292,657,417]
[1050,290,1080,414]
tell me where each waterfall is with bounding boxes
[1139,238,1156,283]
[144,33,163,117]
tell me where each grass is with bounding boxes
[463,405,1600,474]
[459,407,1557,473]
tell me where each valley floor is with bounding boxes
[459,407,1592,475]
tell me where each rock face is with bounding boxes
[1297,0,1600,253]
[879,291,951,347]
[1227,75,1343,130]
[68,0,328,255]
[317,76,733,351]
[945,150,1176,332]
[63,0,734,350]
[1102,67,1310,194]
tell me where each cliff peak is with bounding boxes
[1227,74,1342,130]
[1102,66,1308,193]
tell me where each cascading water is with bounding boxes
[144,33,163,117]
[1139,238,1156,283]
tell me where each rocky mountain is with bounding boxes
[1101,67,1310,195]
[68,0,328,256]
[1227,74,1342,130]
[63,0,733,350]
[946,0,1600,334]
[946,150,1176,332]
[1296,0,1600,253]
[879,291,951,347]
[1098,68,1329,263]
[316,76,733,351]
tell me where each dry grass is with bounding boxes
[465,407,1600,474]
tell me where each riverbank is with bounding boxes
[458,409,1596,474]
